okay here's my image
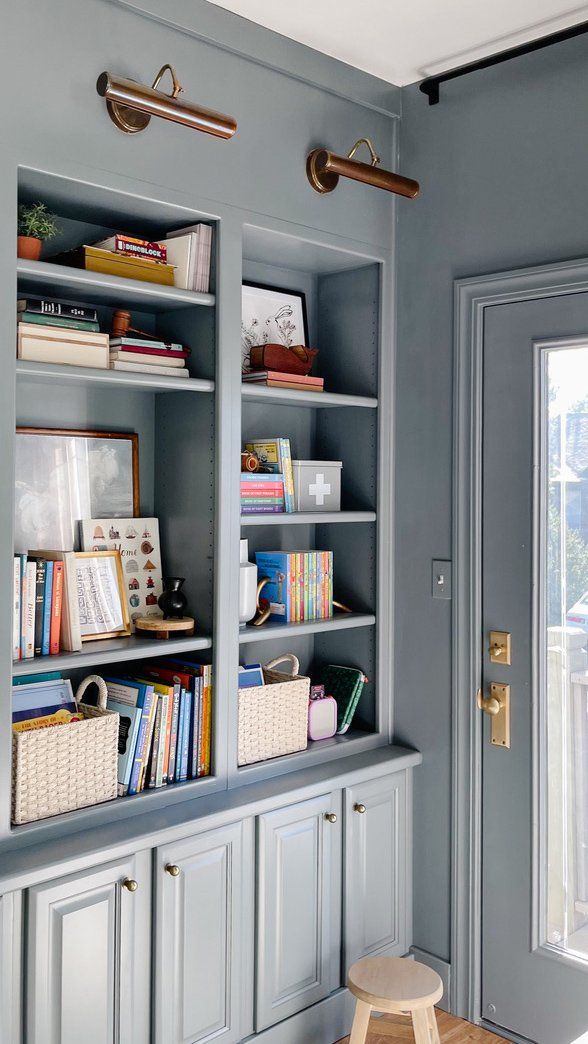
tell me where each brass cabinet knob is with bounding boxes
[324,812,337,823]
[165,864,181,877]
[122,879,138,892]
[354,803,367,814]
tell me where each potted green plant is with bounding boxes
[17,202,59,261]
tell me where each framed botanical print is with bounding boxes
[74,550,131,641]
[241,282,309,373]
[14,428,139,553]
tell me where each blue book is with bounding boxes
[179,689,192,782]
[104,697,142,794]
[128,686,156,796]
[41,561,53,656]
[18,554,27,659]
[13,671,62,686]
[254,551,292,623]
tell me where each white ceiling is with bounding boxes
[207,0,588,86]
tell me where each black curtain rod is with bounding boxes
[420,18,588,104]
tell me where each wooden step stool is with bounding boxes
[347,956,443,1043]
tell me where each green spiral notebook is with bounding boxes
[321,664,367,734]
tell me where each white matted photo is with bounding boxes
[75,550,131,641]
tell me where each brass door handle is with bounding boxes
[165,864,180,877]
[324,812,337,823]
[122,878,138,892]
[354,803,366,814]
[477,688,501,716]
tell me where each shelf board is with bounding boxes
[16,360,215,394]
[17,259,215,311]
[13,634,213,676]
[235,728,384,783]
[239,611,375,643]
[241,385,377,409]
[240,510,376,526]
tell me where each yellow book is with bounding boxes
[83,246,175,286]
[13,709,83,732]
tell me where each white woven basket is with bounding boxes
[12,674,119,825]
[238,654,310,766]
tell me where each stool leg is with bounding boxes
[412,1007,433,1044]
[427,1006,441,1044]
[349,999,372,1044]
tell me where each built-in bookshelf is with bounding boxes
[0,166,392,839]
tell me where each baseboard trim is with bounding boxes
[480,1019,535,1043]
[409,947,451,1013]
[246,989,356,1043]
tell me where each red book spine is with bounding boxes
[49,562,64,654]
[113,344,189,359]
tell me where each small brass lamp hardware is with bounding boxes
[324,812,338,823]
[122,878,138,892]
[307,137,419,198]
[477,683,510,749]
[165,864,181,877]
[97,64,237,139]
[354,803,366,814]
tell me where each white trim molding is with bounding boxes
[452,257,588,1021]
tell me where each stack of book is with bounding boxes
[54,235,175,286]
[109,335,190,378]
[254,550,333,624]
[243,437,295,511]
[242,371,324,393]
[164,224,213,293]
[241,473,285,514]
[104,660,212,795]
[17,297,109,368]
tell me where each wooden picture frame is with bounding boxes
[241,281,309,373]
[74,550,131,641]
[14,427,140,553]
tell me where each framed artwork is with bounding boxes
[74,550,131,641]
[241,281,309,373]
[14,428,139,553]
[79,517,163,631]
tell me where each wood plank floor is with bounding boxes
[336,1010,510,1043]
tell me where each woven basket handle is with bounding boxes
[264,653,299,677]
[75,674,109,710]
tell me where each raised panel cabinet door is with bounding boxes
[154,818,254,1044]
[26,850,151,1044]
[256,790,342,1032]
[1,891,22,1044]
[344,771,408,970]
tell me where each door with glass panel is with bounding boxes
[482,297,588,1044]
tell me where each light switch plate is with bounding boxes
[432,560,452,600]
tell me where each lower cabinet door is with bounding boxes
[26,850,151,1044]
[256,791,342,1032]
[154,818,254,1044]
[1,891,22,1044]
[344,771,408,970]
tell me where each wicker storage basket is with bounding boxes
[238,654,310,766]
[12,674,119,825]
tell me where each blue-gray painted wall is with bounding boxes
[396,34,588,963]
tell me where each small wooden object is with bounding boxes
[134,616,195,640]
[347,956,443,1044]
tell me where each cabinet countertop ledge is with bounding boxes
[0,745,420,892]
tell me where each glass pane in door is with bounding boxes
[544,343,588,959]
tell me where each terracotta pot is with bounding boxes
[17,236,42,261]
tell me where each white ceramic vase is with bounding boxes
[239,539,258,626]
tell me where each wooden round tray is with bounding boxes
[135,616,195,640]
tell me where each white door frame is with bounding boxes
[452,257,588,1023]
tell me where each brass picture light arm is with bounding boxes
[97,64,237,139]
[307,137,419,198]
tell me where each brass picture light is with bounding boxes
[307,137,419,198]
[96,64,237,139]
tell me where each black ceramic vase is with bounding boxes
[158,577,188,619]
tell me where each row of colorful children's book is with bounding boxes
[12,554,65,660]
[241,473,285,513]
[254,550,333,623]
[11,661,212,794]
[105,660,212,794]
